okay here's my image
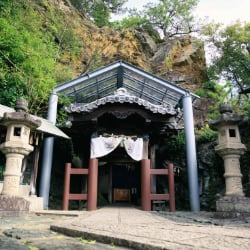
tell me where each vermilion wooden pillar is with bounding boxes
[141,159,151,211]
[168,163,176,212]
[87,158,98,211]
[62,163,71,210]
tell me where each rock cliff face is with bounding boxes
[46,0,208,93]
[150,36,208,91]
[80,28,208,92]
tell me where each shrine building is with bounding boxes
[39,61,200,212]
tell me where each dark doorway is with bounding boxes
[98,162,140,206]
[112,164,140,205]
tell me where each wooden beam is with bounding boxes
[150,194,169,200]
[150,169,169,175]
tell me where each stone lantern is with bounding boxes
[0,98,41,214]
[210,102,250,214]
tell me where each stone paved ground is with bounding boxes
[0,212,129,250]
[1,208,250,250]
[51,207,250,250]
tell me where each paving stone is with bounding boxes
[0,212,129,250]
[1,208,250,250]
[52,207,250,250]
[0,236,28,250]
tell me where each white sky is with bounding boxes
[124,0,250,24]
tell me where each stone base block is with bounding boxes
[216,196,250,217]
[24,195,44,211]
[0,195,30,217]
[0,195,44,217]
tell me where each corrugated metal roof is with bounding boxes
[55,61,199,123]
[0,104,69,139]
[55,60,199,108]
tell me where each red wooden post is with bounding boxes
[168,163,175,212]
[87,158,98,211]
[62,163,71,210]
[141,159,151,211]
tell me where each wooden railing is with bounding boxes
[62,161,175,212]
[150,164,175,212]
[141,159,175,212]
[62,163,88,210]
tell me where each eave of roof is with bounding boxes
[65,88,177,115]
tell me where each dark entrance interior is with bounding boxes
[112,164,140,205]
[98,147,141,207]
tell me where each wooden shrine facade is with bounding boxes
[61,87,178,211]
[39,61,201,211]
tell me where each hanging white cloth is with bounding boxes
[124,137,143,161]
[90,135,143,161]
[90,136,122,159]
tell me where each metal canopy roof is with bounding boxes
[55,61,199,111]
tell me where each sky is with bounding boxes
[124,0,250,25]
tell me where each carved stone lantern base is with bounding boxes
[0,194,44,217]
[0,195,30,217]
[216,196,250,217]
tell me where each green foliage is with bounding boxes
[202,22,250,119]
[0,2,57,113]
[194,79,217,97]
[196,78,237,119]
[202,81,216,91]
[92,1,110,27]
[0,151,5,181]
[164,56,173,70]
[136,0,199,38]
[171,131,185,152]
[70,0,127,27]
[111,16,148,30]
[213,22,250,92]
[196,126,218,143]
[56,94,72,125]
[171,127,217,148]
[241,98,250,118]
[201,21,222,37]
[111,14,161,43]
[193,89,206,97]
[0,1,81,117]
[77,237,96,244]
[0,165,4,181]
[111,0,200,38]
[70,0,127,13]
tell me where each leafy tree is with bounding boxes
[138,0,199,38]
[210,22,250,93]
[70,0,127,27]
[111,15,148,30]
[202,22,250,116]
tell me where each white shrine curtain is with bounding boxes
[90,135,143,161]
